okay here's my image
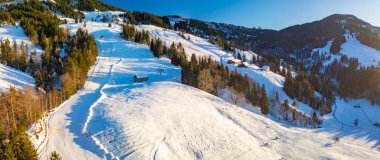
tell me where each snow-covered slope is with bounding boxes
[0,25,43,57]
[137,24,314,115]
[341,34,380,66]
[84,81,380,160]
[313,34,380,67]
[137,25,227,61]
[0,63,35,91]
[30,11,380,160]
[36,19,182,159]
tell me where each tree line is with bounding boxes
[122,25,150,44]
[326,56,380,105]
[120,11,171,29]
[115,9,323,128]
[271,92,322,127]
[284,66,334,115]
[0,40,28,72]
[149,38,271,115]
[148,35,321,126]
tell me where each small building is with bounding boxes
[239,62,250,68]
[227,59,241,65]
[134,74,149,82]
[353,105,361,108]
[262,65,270,72]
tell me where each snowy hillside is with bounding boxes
[137,25,227,61]
[0,63,35,91]
[79,81,380,160]
[341,34,380,66]
[137,24,315,115]
[0,24,43,57]
[313,34,380,67]
[25,11,380,160]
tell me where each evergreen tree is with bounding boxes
[260,84,269,115]
[282,99,290,120]
[50,151,62,160]
[312,111,320,127]
[237,52,242,60]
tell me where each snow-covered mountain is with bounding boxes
[0,1,379,159]
[22,11,380,160]
[149,13,380,68]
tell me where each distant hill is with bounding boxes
[256,14,380,55]
[166,14,380,56]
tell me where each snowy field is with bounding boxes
[0,63,35,92]
[313,34,380,67]
[25,11,380,160]
[341,34,380,67]
[0,25,43,57]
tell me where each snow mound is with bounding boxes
[0,63,35,92]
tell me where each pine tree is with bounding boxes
[237,52,242,60]
[260,84,269,115]
[19,47,27,71]
[312,111,319,127]
[284,67,295,98]
[275,91,280,103]
[282,99,290,120]
[50,151,62,160]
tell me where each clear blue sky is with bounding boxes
[101,0,380,30]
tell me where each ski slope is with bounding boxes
[341,34,380,67]
[29,12,380,160]
[81,81,380,160]
[313,34,380,67]
[0,63,35,92]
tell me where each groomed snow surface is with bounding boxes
[25,11,380,160]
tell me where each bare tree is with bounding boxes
[228,88,244,105]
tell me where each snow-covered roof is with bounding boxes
[228,59,242,63]
[134,74,148,78]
